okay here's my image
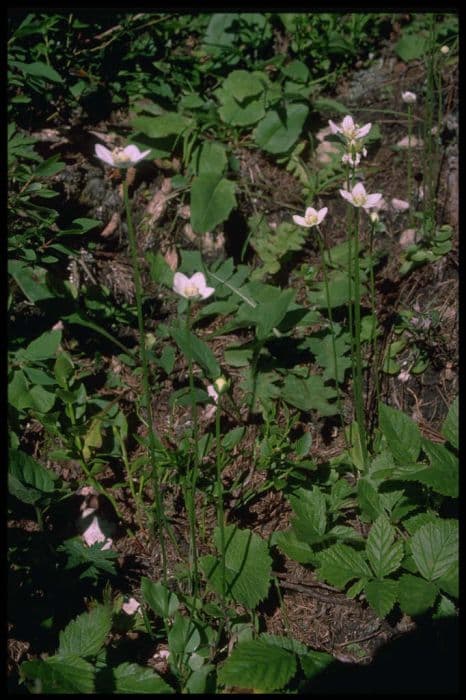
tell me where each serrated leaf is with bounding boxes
[357,478,383,521]
[418,438,458,498]
[436,561,459,599]
[366,515,403,579]
[112,662,174,693]
[281,374,338,416]
[141,577,179,618]
[260,633,308,656]
[316,543,372,589]
[403,512,439,535]
[190,173,236,234]
[271,529,316,564]
[58,538,118,581]
[20,655,94,693]
[378,402,421,464]
[365,579,398,617]
[200,525,272,609]
[433,594,457,619]
[398,574,438,616]
[218,639,296,691]
[441,396,458,449]
[306,331,351,383]
[58,604,112,658]
[410,520,458,582]
[300,649,334,679]
[289,486,327,540]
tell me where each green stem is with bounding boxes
[123,179,168,582]
[368,219,381,444]
[407,103,414,227]
[186,300,200,600]
[316,227,349,451]
[215,393,226,601]
[352,209,368,468]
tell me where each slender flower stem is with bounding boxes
[186,300,200,600]
[352,208,368,468]
[215,394,226,601]
[316,227,349,451]
[368,219,381,444]
[123,179,168,582]
[407,103,414,227]
[345,166,356,444]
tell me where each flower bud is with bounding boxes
[370,212,379,223]
[440,45,449,55]
[214,376,229,394]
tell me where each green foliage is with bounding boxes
[218,638,297,692]
[190,173,237,233]
[58,605,112,657]
[141,577,180,618]
[58,539,119,582]
[200,525,272,609]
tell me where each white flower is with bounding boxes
[328,115,371,141]
[293,206,328,228]
[339,182,383,210]
[173,271,214,300]
[398,369,411,383]
[391,198,410,212]
[401,91,417,104]
[95,143,151,168]
[122,597,141,615]
[440,45,450,55]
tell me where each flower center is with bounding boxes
[112,147,131,164]
[306,213,319,226]
[353,193,367,206]
[184,284,200,298]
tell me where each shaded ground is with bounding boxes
[8,32,458,692]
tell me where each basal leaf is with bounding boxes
[218,639,296,691]
[419,438,458,497]
[398,574,438,616]
[254,103,309,154]
[170,325,220,380]
[271,529,316,565]
[200,525,272,609]
[190,173,236,233]
[141,577,179,618]
[9,449,56,494]
[410,520,458,582]
[58,604,112,658]
[366,514,403,579]
[364,579,398,617]
[289,486,327,540]
[22,329,62,362]
[357,478,383,521]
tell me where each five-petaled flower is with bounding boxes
[293,206,328,228]
[328,115,371,142]
[339,182,383,210]
[173,272,214,300]
[95,143,151,168]
[401,91,417,104]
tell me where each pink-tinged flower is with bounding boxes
[122,597,141,615]
[173,272,214,300]
[95,143,151,168]
[440,45,450,55]
[401,91,417,104]
[293,206,328,228]
[328,115,371,141]
[339,182,383,210]
[391,198,410,212]
[207,384,219,403]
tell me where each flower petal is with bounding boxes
[173,272,189,295]
[190,272,207,291]
[124,145,150,163]
[363,193,383,209]
[339,189,354,204]
[352,182,366,198]
[342,115,355,132]
[293,215,309,227]
[200,285,215,299]
[328,119,340,134]
[95,144,115,165]
[317,207,328,223]
[356,122,371,138]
